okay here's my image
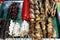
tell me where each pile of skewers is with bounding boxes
[0,0,57,40]
[9,1,30,38]
[29,0,56,40]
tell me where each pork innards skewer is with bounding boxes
[45,0,50,16]
[29,19,35,38]
[29,5,35,39]
[34,0,43,39]
[29,0,36,39]
[35,17,43,40]
[47,17,56,38]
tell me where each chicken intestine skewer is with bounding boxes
[39,13,46,38]
[29,0,35,39]
[29,19,35,38]
[38,0,46,36]
[38,0,44,16]
[50,0,56,18]
[34,0,40,18]
[45,0,50,17]
[44,0,56,18]
[41,20,46,37]
[30,10,35,39]
[34,0,43,39]
[35,17,43,40]
[47,17,56,38]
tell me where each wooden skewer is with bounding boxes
[32,38,34,40]
[49,38,51,40]
[25,35,27,40]
[5,31,6,40]
[20,33,21,40]
[54,37,55,40]
[11,29,14,40]
[12,23,15,40]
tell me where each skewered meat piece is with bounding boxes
[35,10,40,14]
[47,17,56,38]
[30,13,35,19]
[30,0,34,5]
[36,17,40,21]
[30,4,34,9]
[34,5,39,10]
[35,31,43,40]
[30,8,34,14]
